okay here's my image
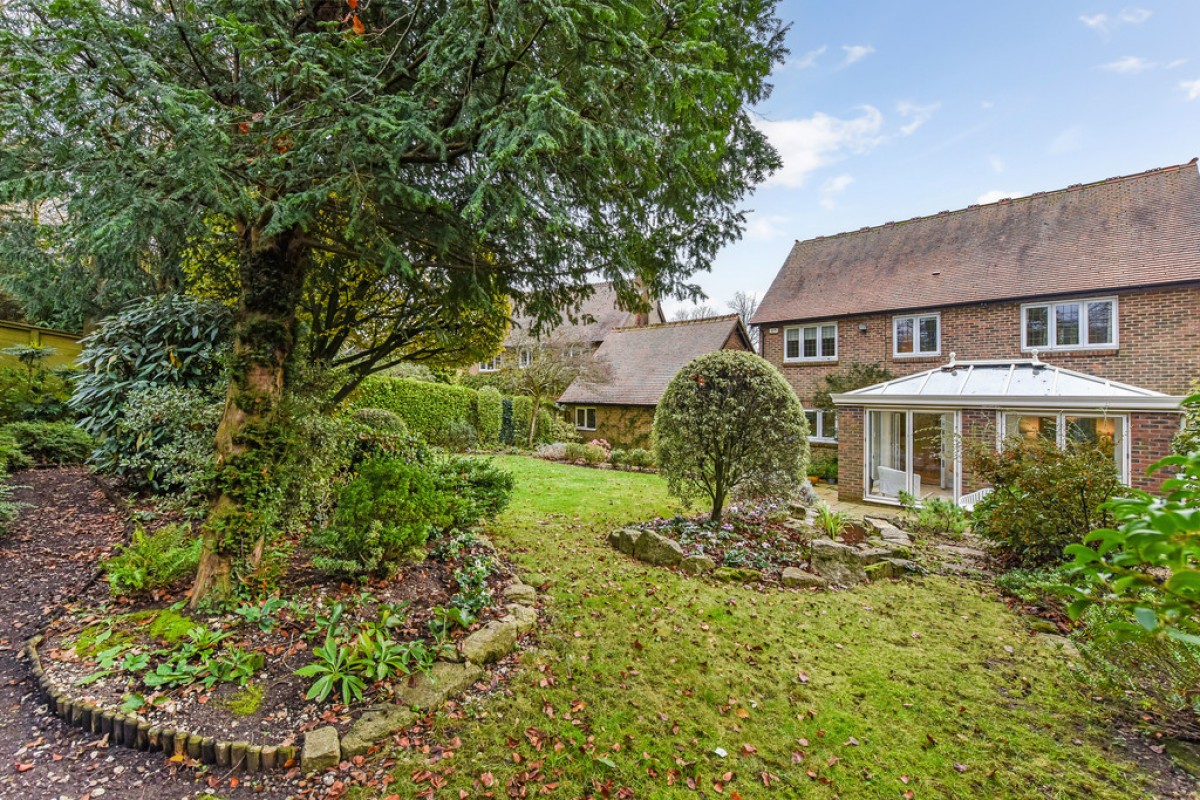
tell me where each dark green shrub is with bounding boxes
[3,421,92,464]
[348,407,408,433]
[104,523,202,595]
[476,386,503,445]
[451,554,495,615]
[306,458,451,578]
[500,397,515,445]
[431,456,514,532]
[898,491,970,538]
[563,442,587,462]
[969,436,1120,567]
[654,351,808,522]
[609,448,627,468]
[0,428,31,471]
[352,376,477,442]
[994,565,1072,607]
[109,385,222,493]
[511,396,533,446]
[0,364,74,423]
[71,296,232,483]
[431,418,478,451]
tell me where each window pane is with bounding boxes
[575,409,584,428]
[1025,306,1049,348]
[1005,414,1057,443]
[588,409,596,429]
[918,316,938,353]
[895,318,914,353]
[869,410,907,498]
[822,411,838,440]
[1055,303,1080,346]
[1086,301,1113,345]
[821,325,836,357]
[803,327,817,358]
[805,411,817,436]
[785,329,799,359]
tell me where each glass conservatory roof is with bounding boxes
[830,356,1184,411]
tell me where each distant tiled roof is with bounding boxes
[752,160,1200,325]
[505,282,663,347]
[558,315,750,406]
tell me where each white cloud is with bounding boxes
[744,213,791,241]
[841,44,875,67]
[756,107,885,188]
[1080,8,1151,34]
[1049,126,1083,155]
[1182,79,1200,100]
[976,190,1025,205]
[1168,59,1189,69]
[1099,55,1155,73]
[897,101,940,136]
[790,46,827,70]
[819,175,855,209]
[981,100,995,109]
[988,155,1004,174]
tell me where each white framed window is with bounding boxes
[999,411,1128,483]
[805,410,838,443]
[574,407,596,431]
[478,356,501,372]
[518,347,533,368]
[893,313,940,358]
[1021,297,1117,351]
[783,323,837,363]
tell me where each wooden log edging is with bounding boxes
[24,634,297,771]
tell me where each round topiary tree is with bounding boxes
[654,350,809,522]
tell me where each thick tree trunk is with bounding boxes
[189,225,307,608]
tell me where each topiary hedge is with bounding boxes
[353,376,479,442]
[476,386,503,445]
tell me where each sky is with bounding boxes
[664,1,1200,318]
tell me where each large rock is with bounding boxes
[864,517,913,547]
[503,582,537,605]
[810,539,867,585]
[461,619,519,665]
[301,726,341,773]
[340,706,417,757]
[395,661,484,710]
[608,528,645,555]
[865,558,920,582]
[781,567,828,589]
[711,566,762,583]
[633,531,684,566]
[503,603,538,634]
[680,554,716,575]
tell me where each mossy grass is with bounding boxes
[222,684,264,717]
[72,608,197,657]
[368,455,1149,799]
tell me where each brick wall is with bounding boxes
[563,404,655,450]
[835,407,864,502]
[761,285,1200,405]
[1130,412,1184,492]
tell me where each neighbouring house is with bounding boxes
[558,314,754,449]
[752,159,1200,506]
[470,281,665,374]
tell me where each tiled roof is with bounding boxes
[558,315,750,406]
[505,282,663,347]
[752,160,1200,325]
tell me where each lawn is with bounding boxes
[367,456,1147,799]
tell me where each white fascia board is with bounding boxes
[829,393,1185,412]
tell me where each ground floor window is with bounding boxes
[806,410,838,443]
[1000,412,1127,482]
[575,407,597,431]
[478,356,500,372]
[866,409,957,502]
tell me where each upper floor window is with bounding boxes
[784,323,837,363]
[1022,297,1117,351]
[805,410,838,443]
[478,356,501,372]
[893,313,940,357]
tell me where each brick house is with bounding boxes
[751,160,1199,506]
[470,281,664,374]
[558,315,753,449]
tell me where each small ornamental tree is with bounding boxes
[653,351,808,522]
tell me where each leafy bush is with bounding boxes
[500,397,515,445]
[654,351,808,522]
[348,407,408,433]
[898,491,970,538]
[969,436,1120,567]
[451,554,496,615]
[564,442,605,464]
[609,448,627,468]
[810,453,838,481]
[511,395,533,446]
[1174,385,1200,458]
[2,421,92,465]
[0,364,74,423]
[306,458,451,578]
[536,407,577,444]
[352,376,477,442]
[431,418,478,451]
[994,565,1072,607]
[71,296,231,480]
[108,385,222,494]
[587,438,612,456]
[0,428,31,471]
[431,456,514,532]
[104,523,202,595]
[476,386,503,445]
[626,448,655,469]
[812,501,852,539]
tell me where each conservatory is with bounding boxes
[829,356,1185,506]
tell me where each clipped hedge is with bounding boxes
[353,377,478,441]
[512,396,533,444]
[477,386,503,445]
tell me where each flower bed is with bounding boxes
[637,500,807,576]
